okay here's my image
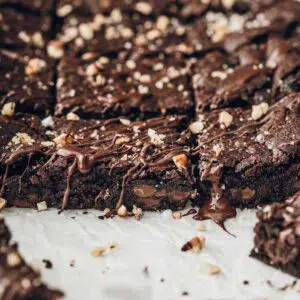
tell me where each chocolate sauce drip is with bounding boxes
[193,195,237,236]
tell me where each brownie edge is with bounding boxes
[250,192,300,279]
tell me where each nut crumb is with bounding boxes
[1,102,15,117]
[0,198,7,211]
[132,205,143,220]
[196,222,206,232]
[172,211,182,220]
[91,241,117,257]
[117,205,128,217]
[37,201,48,212]
[66,112,80,121]
[172,154,188,172]
[189,121,204,134]
[202,262,221,275]
[7,252,21,267]
[219,111,233,129]
[181,236,205,252]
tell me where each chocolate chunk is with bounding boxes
[0,49,55,117]
[250,191,300,278]
[55,50,193,119]
[0,8,51,49]
[1,114,198,211]
[0,219,63,299]
[194,92,300,208]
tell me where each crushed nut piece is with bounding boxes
[189,121,204,134]
[203,262,221,275]
[172,211,182,220]
[1,102,15,117]
[0,198,7,211]
[91,242,117,257]
[7,252,22,267]
[37,201,48,212]
[219,111,233,129]
[251,102,269,120]
[196,222,206,232]
[135,2,152,15]
[25,58,46,76]
[172,154,188,172]
[148,128,165,146]
[117,205,128,217]
[47,40,64,59]
[66,112,80,121]
[132,205,143,220]
[181,236,205,252]
[53,133,73,147]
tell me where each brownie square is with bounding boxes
[250,192,300,279]
[193,31,300,112]
[0,49,55,116]
[0,219,64,299]
[193,92,300,208]
[0,8,51,49]
[1,114,198,211]
[55,50,193,119]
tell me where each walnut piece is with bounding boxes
[181,236,205,252]
[1,102,15,117]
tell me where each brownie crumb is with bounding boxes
[42,259,53,269]
[160,278,165,283]
[182,291,189,296]
[143,266,149,277]
[243,280,249,285]
[69,259,75,267]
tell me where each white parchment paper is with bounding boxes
[2,208,299,300]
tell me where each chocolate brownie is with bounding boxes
[193,92,300,208]
[0,49,55,116]
[193,31,300,112]
[0,219,64,299]
[251,191,300,278]
[0,0,55,13]
[0,8,51,49]
[0,113,198,211]
[55,50,193,119]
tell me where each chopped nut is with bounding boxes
[86,63,99,76]
[196,222,206,232]
[172,154,188,172]
[132,205,143,220]
[47,40,64,59]
[79,23,94,40]
[91,241,117,257]
[203,262,221,275]
[41,116,54,127]
[25,58,46,76]
[115,136,131,145]
[181,236,205,252]
[9,133,35,146]
[32,32,45,48]
[103,208,110,216]
[251,102,269,120]
[1,102,15,117]
[213,144,222,157]
[148,128,165,146]
[37,201,48,212]
[53,133,73,147]
[135,2,153,15]
[172,211,182,220]
[57,4,73,17]
[7,252,22,267]
[0,198,7,211]
[189,121,204,134]
[41,141,55,148]
[156,16,169,31]
[119,118,131,126]
[222,0,235,9]
[66,112,80,121]
[219,111,233,129]
[117,205,128,217]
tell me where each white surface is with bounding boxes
[2,208,300,300]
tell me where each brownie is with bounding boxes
[0,49,55,117]
[0,113,198,211]
[0,8,51,49]
[0,219,64,299]
[55,50,193,119]
[251,192,300,279]
[193,31,300,112]
[193,92,300,208]
[0,0,55,12]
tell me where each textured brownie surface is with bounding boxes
[194,92,300,208]
[1,114,198,211]
[251,192,300,278]
[0,219,64,299]
[0,0,54,12]
[0,49,55,116]
[55,50,193,119]
[0,8,51,49]
[193,30,300,112]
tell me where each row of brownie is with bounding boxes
[1,0,300,117]
[1,92,299,212]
